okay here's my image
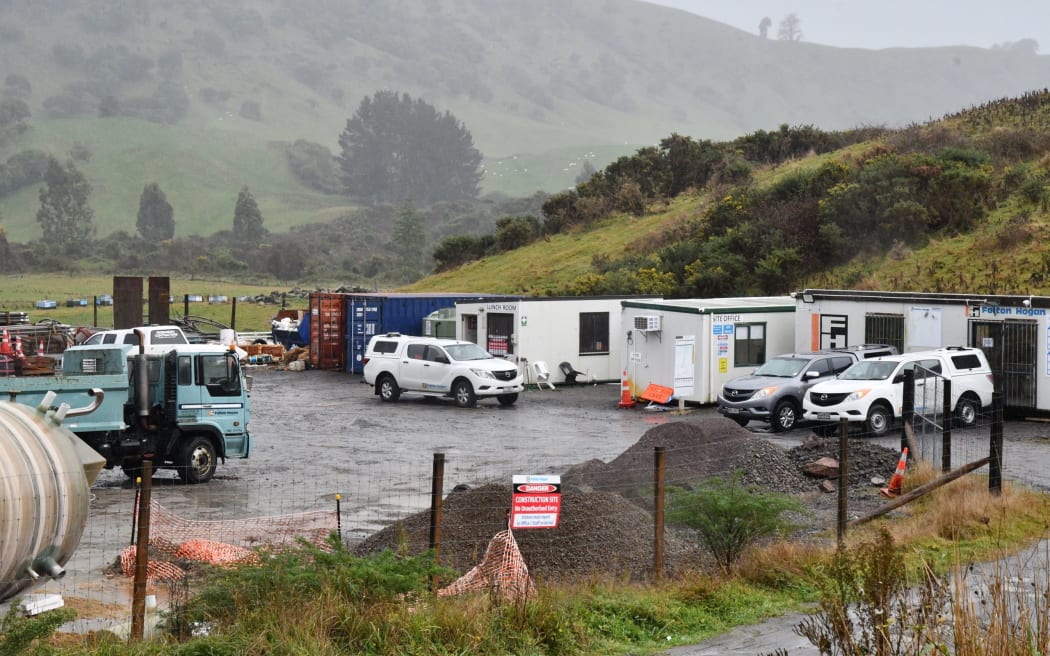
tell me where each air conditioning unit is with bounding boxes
[633,315,661,332]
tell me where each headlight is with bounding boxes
[845,389,871,402]
[751,386,778,401]
[470,368,496,379]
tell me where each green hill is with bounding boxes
[2,0,1050,247]
[404,92,1050,298]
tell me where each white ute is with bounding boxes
[362,333,524,407]
[802,346,994,436]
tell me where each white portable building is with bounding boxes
[620,297,796,404]
[793,289,1050,415]
[454,296,660,384]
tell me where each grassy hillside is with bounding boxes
[2,0,1050,247]
[404,93,1050,298]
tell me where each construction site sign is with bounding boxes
[510,475,561,529]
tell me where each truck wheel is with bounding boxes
[954,395,979,429]
[770,400,799,432]
[497,393,518,406]
[452,380,476,408]
[865,403,892,437]
[179,436,217,484]
[377,375,400,402]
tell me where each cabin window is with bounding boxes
[734,323,766,367]
[579,312,609,355]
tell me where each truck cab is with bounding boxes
[0,343,250,483]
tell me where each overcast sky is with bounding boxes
[646,0,1048,51]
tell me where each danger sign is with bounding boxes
[510,474,561,529]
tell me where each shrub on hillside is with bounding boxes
[239,99,261,121]
[285,140,342,194]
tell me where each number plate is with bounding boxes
[724,407,739,414]
[817,412,831,421]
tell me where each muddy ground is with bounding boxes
[27,366,1050,629]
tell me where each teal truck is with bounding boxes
[0,342,251,483]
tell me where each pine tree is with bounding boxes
[232,185,264,244]
[36,157,94,254]
[136,182,175,241]
[338,91,482,204]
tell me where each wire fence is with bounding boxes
[0,373,1037,638]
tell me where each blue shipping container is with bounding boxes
[344,293,506,373]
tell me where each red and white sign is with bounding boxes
[510,474,561,529]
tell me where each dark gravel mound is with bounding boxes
[354,421,906,580]
[564,418,811,509]
[354,482,705,580]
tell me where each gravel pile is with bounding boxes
[354,482,706,580]
[355,419,904,580]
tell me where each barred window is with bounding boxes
[579,312,609,355]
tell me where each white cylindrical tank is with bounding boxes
[0,396,106,602]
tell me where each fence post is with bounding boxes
[901,369,914,452]
[653,446,665,581]
[93,296,98,327]
[429,453,445,589]
[941,378,952,473]
[231,297,237,330]
[989,393,1003,496]
[837,418,849,546]
[183,294,189,318]
[130,460,153,642]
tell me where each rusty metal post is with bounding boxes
[989,393,1003,496]
[429,453,445,589]
[941,379,952,473]
[130,460,153,641]
[901,369,914,452]
[837,418,849,546]
[147,276,170,326]
[654,446,665,580]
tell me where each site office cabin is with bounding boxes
[793,289,1050,417]
[453,296,661,385]
[620,297,797,405]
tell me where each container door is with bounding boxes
[348,299,381,373]
[310,292,346,371]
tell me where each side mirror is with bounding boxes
[893,374,904,384]
[804,370,819,379]
[244,374,253,393]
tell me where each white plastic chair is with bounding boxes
[532,360,555,390]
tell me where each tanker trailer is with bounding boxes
[0,391,106,602]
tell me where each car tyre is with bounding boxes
[865,403,892,437]
[377,374,400,403]
[452,379,477,408]
[954,395,979,429]
[497,393,518,406]
[770,400,799,432]
[179,435,217,484]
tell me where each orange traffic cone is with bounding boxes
[0,329,11,356]
[618,369,636,409]
[38,338,45,355]
[880,447,909,498]
[13,335,23,357]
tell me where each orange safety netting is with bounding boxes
[118,498,340,579]
[438,529,535,603]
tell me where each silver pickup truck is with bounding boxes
[717,344,897,432]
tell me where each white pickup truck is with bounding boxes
[362,333,524,408]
